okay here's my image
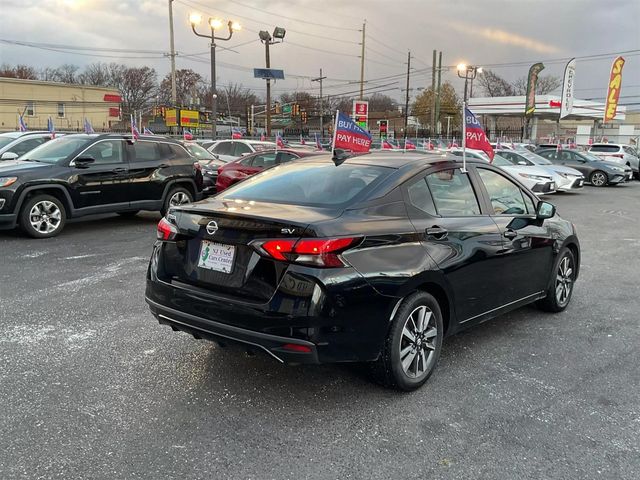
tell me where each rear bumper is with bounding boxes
[146,297,320,364]
[145,243,398,364]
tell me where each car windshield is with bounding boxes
[519,151,552,165]
[491,154,512,167]
[0,137,16,149]
[185,143,216,160]
[20,136,91,163]
[578,152,600,162]
[223,161,394,207]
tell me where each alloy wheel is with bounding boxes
[169,191,190,207]
[591,172,606,187]
[399,305,438,378]
[29,200,62,234]
[555,255,574,307]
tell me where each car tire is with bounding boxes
[589,170,607,187]
[536,248,576,313]
[161,186,193,216]
[370,291,444,391]
[19,194,67,239]
[117,211,140,217]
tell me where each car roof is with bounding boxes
[296,151,483,169]
[0,131,51,139]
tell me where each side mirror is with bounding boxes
[212,153,220,160]
[536,201,556,220]
[1,151,19,160]
[74,156,96,168]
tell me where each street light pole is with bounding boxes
[190,14,240,140]
[259,27,285,138]
[168,0,177,106]
[404,51,411,141]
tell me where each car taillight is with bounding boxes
[255,237,361,268]
[157,217,178,241]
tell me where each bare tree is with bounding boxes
[476,69,515,97]
[78,63,112,86]
[0,64,37,79]
[200,83,259,117]
[56,64,80,83]
[280,91,318,113]
[158,69,203,106]
[109,65,157,115]
[512,75,562,95]
[367,93,398,112]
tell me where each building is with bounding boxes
[468,95,635,144]
[0,77,122,133]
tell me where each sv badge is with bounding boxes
[281,228,296,235]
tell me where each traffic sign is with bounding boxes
[253,68,285,80]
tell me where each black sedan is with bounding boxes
[145,152,580,391]
[536,148,632,187]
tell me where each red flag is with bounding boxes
[382,140,394,149]
[333,111,372,153]
[464,108,494,160]
[404,138,416,150]
[260,132,266,141]
[300,134,306,145]
[183,129,193,140]
[276,133,285,148]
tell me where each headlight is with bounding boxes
[518,173,549,181]
[558,172,569,178]
[609,166,624,172]
[0,177,17,187]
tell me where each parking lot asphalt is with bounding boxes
[1,183,639,480]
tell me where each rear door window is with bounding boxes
[132,141,160,161]
[82,140,125,164]
[250,153,277,168]
[276,152,299,164]
[232,142,252,156]
[424,169,481,216]
[212,141,233,155]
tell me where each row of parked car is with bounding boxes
[0,131,636,238]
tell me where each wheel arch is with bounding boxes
[161,179,197,203]
[14,185,74,217]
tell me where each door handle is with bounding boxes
[112,167,127,174]
[426,226,448,240]
[504,229,518,239]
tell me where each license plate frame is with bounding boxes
[197,240,235,274]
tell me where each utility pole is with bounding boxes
[168,0,177,106]
[431,49,436,133]
[404,51,411,139]
[311,68,327,137]
[434,51,442,135]
[359,20,366,100]
[264,40,272,137]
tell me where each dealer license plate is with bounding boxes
[198,240,235,273]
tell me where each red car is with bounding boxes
[215,148,323,192]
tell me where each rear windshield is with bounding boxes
[590,145,619,153]
[223,162,393,207]
[21,136,91,163]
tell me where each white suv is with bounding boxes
[0,131,56,161]
[589,143,639,178]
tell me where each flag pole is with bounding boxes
[331,110,339,158]
[461,101,467,173]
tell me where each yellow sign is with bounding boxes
[180,109,200,128]
[165,108,178,127]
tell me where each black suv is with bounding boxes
[0,134,203,238]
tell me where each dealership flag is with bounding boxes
[143,127,154,135]
[560,58,576,119]
[314,133,323,151]
[83,117,95,134]
[276,133,285,149]
[525,62,545,116]
[130,114,140,140]
[183,129,193,140]
[18,115,28,132]
[232,128,242,139]
[260,131,266,141]
[300,134,306,145]
[464,108,494,165]
[332,111,372,153]
[382,139,394,149]
[47,116,55,139]
[423,138,434,150]
[604,56,625,122]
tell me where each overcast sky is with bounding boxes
[1,0,639,107]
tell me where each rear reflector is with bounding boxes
[281,343,312,353]
[157,217,178,241]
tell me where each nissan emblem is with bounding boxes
[206,220,218,235]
